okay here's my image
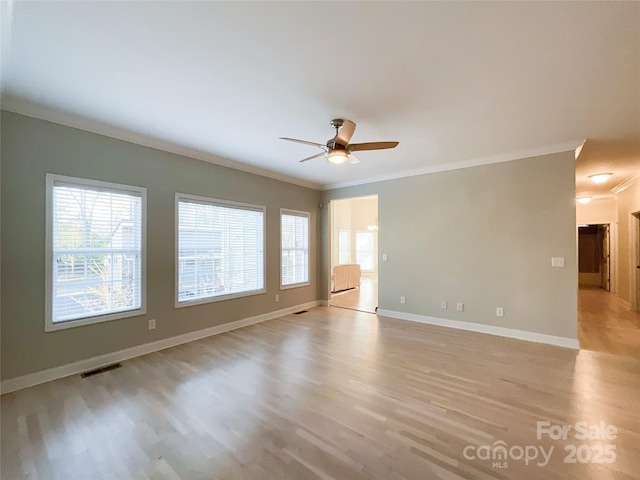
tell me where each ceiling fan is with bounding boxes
[280,119,399,165]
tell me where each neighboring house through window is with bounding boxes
[176,194,265,306]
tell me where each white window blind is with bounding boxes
[356,231,375,271]
[281,210,309,287]
[47,175,145,328]
[177,196,265,304]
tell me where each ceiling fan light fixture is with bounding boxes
[589,173,612,184]
[327,150,348,164]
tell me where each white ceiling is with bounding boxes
[1,1,638,191]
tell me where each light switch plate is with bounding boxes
[551,257,565,267]
[382,253,388,261]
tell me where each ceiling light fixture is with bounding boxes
[589,173,612,184]
[327,149,348,164]
[577,197,592,204]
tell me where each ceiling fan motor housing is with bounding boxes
[328,142,347,151]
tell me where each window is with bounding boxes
[356,231,375,271]
[338,229,350,264]
[176,194,265,306]
[46,174,146,331]
[281,209,310,288]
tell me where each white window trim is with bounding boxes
[280,208,311,290]
[45,173,147,332]
[175,193,267,308]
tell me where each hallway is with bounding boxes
[578,286,640,357]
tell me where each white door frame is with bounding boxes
[327,200,334,302]
[631,212,640,311]
[577,223,616,292]
[326,195,379,305]
[601,224,611,291]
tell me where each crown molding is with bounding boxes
[611,169,640,194]
[0,96,322,191]
[2,95,584,193]
[320,139,585,190]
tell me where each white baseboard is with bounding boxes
[376,309,579,350]
[1,301,320,394]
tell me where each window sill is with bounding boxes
[280,282,310,291]
[46,307,147,332]
[175,288,266,309]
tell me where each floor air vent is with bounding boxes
[81,363,122,378]
[293,310,308,315]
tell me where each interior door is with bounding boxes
[601,224,610,291]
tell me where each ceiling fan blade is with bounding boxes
[299,152,325,163]
[348,154,360,165]
[280,137,325,148]
[348,141,399,151]
[336,120,356,145]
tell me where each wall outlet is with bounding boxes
[496,307,504,317]
[456,303,464,312]
[551,257,565,267]
[440,301,447,309]
[148,319,156,330]
[275,294,280,302]
[400,296,406,304]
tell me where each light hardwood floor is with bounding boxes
[330,277,378,313]
[578,286,640,357]
[2,307,640,479]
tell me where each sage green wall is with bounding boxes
[321,151,578,340]
[1,111,320,380]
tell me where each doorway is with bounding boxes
[328,196,378,313]
[578,224,610,291]
[577,221,640,356]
